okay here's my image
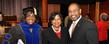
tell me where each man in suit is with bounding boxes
[67,3,99,44]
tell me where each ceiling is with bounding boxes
[48,0,107,4]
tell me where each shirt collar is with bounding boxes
[51,26,61,32]
[73,15,82,24]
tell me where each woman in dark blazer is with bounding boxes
[41,13,68,44]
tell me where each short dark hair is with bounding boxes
[68,3,80,9]
[23,7,34,17]
[22,7,39,22]
[48,12,63,27]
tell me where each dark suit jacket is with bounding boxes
[67,17,99,44]
[41,26,68,44]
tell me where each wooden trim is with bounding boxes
[41,0,48,27]
[95,2,100,22]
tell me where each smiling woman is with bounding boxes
[41,12,68,44]
[3,7,43,44]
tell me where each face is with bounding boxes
[52,15,61,28]
[68,4,81,21]
[25,12,36,25]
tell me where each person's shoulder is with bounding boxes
[34,23,42,28]
[82,17,97,31]
[61,25,66,30]
[11,24,22,31]
[41,27,51,34]
[81,17,97,28]
[8,24,22,34]
[82,17,94,24]
[45,27,52,31]
[46,27,52,31]
[10,24,19,29]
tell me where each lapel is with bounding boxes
[49,27,61,40]
[70,17,85,38]
[67,19,73,30]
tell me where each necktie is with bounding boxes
[69,21,76,38]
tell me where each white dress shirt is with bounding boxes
[69,15,82,38]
